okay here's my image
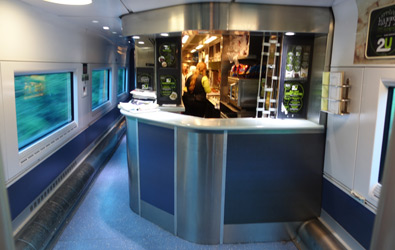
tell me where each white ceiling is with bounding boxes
[19,0,336,44]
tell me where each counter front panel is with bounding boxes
[122,110,326,244]
[225,133,325,224]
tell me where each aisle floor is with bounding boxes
[53,135,298,250]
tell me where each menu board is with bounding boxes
[159,75,178,100]
[158,43,177,68]
[285,45,310,79]
[278,35,314,119]
[156,37,181,105]
[136,67,154,90]
[283,82,304,113]
[366,4,395,59]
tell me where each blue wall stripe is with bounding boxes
[322,178,375,249]
[7,107,122,220]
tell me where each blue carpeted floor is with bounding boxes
[53,136,298,250]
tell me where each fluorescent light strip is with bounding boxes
[103,26,110,30]
[182,35,189,44]
[204,36,217,44]
[161,33,169,37]
[285,32,295,36]
[44,0,92,5]
[191,49,196,53]
[196,44,203,50]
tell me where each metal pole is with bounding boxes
[370,111,395,250]
[0,146,15,250]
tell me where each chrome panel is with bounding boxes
[227,3,331,33]
[307,35,329,124]
[176,128,225,244]
[122,3,332,36]
[223,222,301,243]
[173,127,178,236]
[296,219,347,249]
[125,118,140,214]
[140,200,174,233]
[122,3,228,36]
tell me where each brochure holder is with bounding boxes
[321,71,350,115]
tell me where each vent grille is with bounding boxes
[20,124,77,167]
[29,161,76,212]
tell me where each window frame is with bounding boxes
[117,67,127,96]
[352,70,395,209]
[378,87,394,184]
[91,68,111,111]
[0,62,80,185]
[14,71,74,150]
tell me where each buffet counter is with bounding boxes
[121,109,325,244]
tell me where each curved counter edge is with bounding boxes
[120,109,324,133]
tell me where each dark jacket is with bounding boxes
[185,75,206,102]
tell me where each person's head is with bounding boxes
[189,62,207,93]
[189,65,196,75]
[182,63,189,76]
[196,62,207,76]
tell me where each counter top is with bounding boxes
[120,109,324,133]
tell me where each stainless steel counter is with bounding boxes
[121,110,325,244]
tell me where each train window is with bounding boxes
[117,68,127,95]
[378,87,395,183]
[92,69,110,110]
[14,72,73,149]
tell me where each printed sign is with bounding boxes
[366,4,395,58]
[283,82,304,113]
[158,43,176,68]
[159,75,177,100]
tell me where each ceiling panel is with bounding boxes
[21,0,128,17]
[20,0,129,44]
[122,0,231,13]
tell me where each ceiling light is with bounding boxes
[191,49,196,53]
[182,35,189,44]
[112,31,117,34]
[138,41,145,44]
[103,26,110,30]
[204,36,217,44]
[44,0,92,5]
[285,32,295,36]
[196,45,203,50]
[92,20,99,23]
[160,33,169,37]
[132,36,140,39]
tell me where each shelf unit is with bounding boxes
[256,33,282,118]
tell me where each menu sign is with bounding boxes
[366,4,395,59]
[159,75,178,100]
[283,82,304,113]
[158,43,177,68]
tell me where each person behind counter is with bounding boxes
[182,62,211,117]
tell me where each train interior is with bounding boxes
[0,0,395,249]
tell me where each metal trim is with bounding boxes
[122,3,332,36]
[223,222,302,243]
[219,131,228,244]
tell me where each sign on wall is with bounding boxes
[366,4,395,59]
